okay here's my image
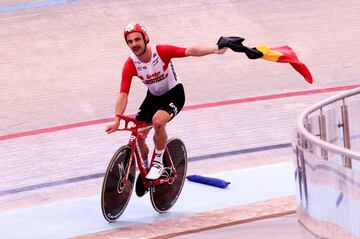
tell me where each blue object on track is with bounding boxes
[186,175,230,188]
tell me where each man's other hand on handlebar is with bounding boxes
[105,117,121,134]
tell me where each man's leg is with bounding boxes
[146,110,171,180]
[153,110,171,150]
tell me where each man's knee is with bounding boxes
[152,116,166,130]
[152,112,169,130]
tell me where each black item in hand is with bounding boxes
[216,36,263,59]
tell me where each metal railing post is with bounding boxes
[341,99,352,168]
[319,108,328,160]
[304,117,313,153]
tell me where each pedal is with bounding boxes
[160,167,172,178]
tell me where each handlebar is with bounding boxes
[116,114,152,132]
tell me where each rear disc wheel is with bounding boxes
[150,138,187,213]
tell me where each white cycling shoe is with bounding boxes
[146,161,164,180]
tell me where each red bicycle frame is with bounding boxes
[117,115,177,188]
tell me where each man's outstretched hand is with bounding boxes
[215,47,228,54]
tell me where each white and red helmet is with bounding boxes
[124,23,149,44]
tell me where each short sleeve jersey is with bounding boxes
[121,45,186,96]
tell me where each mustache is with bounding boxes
[132,46,141,51]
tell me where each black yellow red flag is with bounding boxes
[217,36,313,84]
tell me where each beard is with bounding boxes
[132,45,146,56]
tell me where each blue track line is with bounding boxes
[0,143,291,196]
[0,0,78,13]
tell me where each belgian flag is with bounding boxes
[217,36,313,84]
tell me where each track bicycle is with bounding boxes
[101,114,187,222]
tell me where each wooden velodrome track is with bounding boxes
[1,0,360,238]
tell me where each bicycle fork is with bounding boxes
[117,147,136,193]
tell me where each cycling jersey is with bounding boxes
[120,45,186,96]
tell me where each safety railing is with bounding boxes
[294,86,360,238]
[296,86,360,166]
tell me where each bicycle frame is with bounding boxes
[117,115,178,189]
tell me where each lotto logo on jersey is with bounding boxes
[146,71,161,79]
[143,73,168,84]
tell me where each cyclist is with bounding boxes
[106,23,227,180]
